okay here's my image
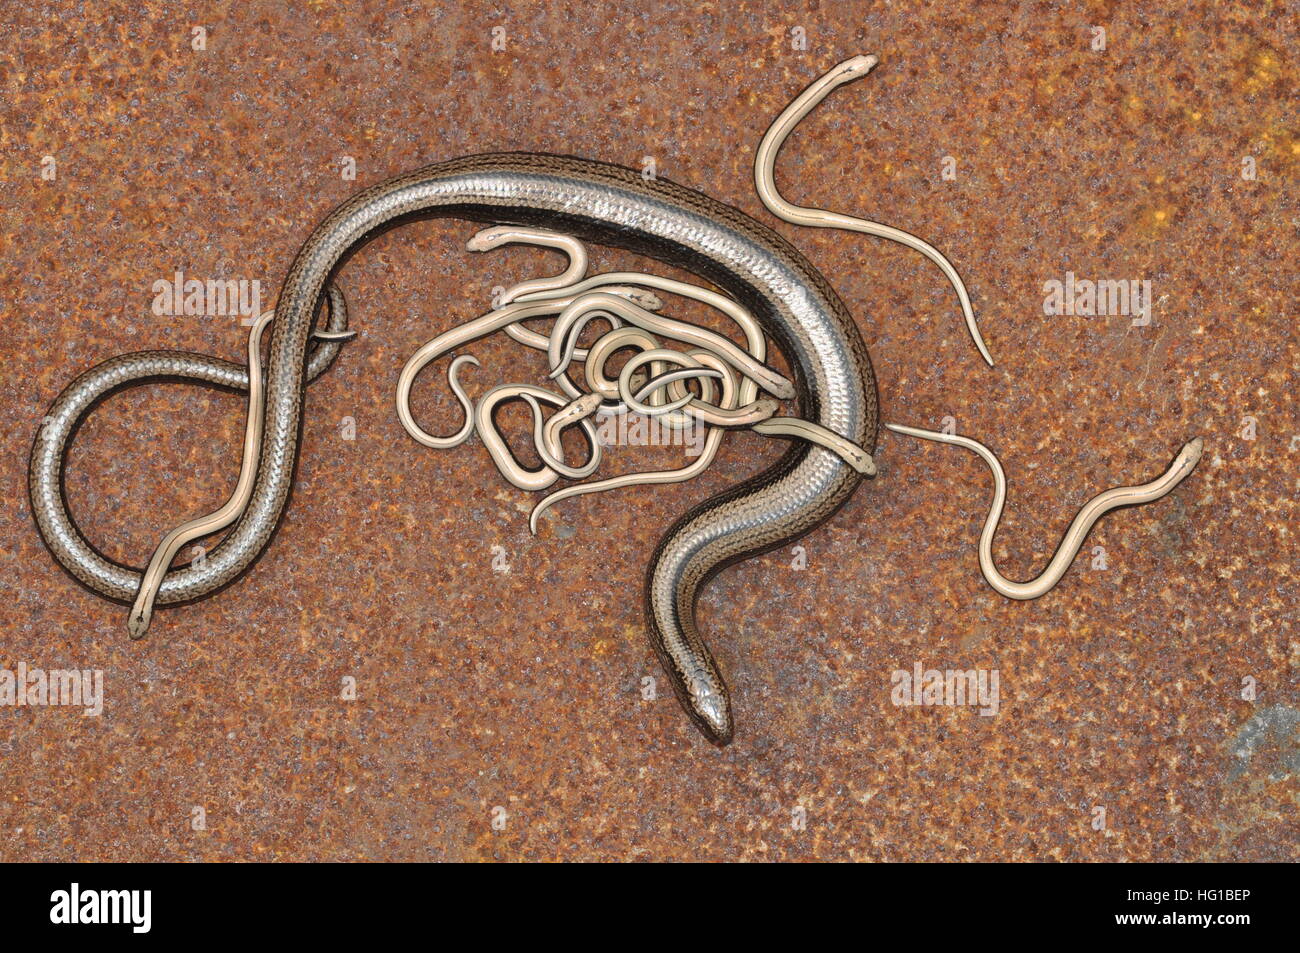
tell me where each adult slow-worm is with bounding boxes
[29,54,1203,745]
[30,152,878,745]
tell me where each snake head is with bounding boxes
[127,607,151,640]
[839,54,879,79]
[753,396,782,421]
[600,286,663,311]
[1177,437,1205,473]
[465,226,510,252]
[554,392,603,425]
[686,679,734,746]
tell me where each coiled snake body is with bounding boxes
[30,152,877,745]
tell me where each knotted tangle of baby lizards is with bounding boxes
[394,224,878,536]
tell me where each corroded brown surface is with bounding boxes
[0,2,1295,861]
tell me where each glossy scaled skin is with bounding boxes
[28,154,879,745]
[28,286,351,601]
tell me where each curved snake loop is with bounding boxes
[465,226,668,366]
[546,292,793,400]
[473,384,603,491]
[418,354,481,450]
[885,424,1204,599]
[528,348,739,534]
[479,249,775,417]
[395,287,658,448]
[614,349,705,417]
[615,349,778,427]
[80,283,351,638]
[580,326,666,419]
[513,270,765,364]
[629,367,726,414]
[544,308,644,406]
[534,392,605,479]
[615,349,730,427]
[466,226,589,306]
[536,269,770,417]
[587,329,729,433]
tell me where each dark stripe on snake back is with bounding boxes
[28,153,879,745]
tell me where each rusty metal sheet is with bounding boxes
[0,1,1294,861]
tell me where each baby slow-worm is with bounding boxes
[885,425,1204,599]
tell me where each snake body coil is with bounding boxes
[30,153,878,745]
